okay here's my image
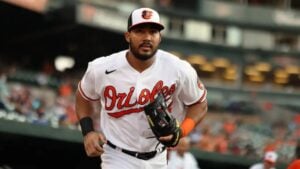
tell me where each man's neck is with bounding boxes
[126,51,155,73]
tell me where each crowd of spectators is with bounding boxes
[189,104,300,163]
[0,63,79,129]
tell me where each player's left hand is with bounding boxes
[144,93,182,147]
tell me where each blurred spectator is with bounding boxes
[214,132,229,154]
[244,144,257,157]
[264,140,279,153]
[249,151,278,169]
[189,124,203,146]
[223,117,237,135]
[167,137,200,169]
[287,140,300,169]
[0,65,9,111]
[58,80,73,97]
[29,97,51,125]
[9,85,32,115]
[196,125,216,152]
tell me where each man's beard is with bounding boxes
[130,42,158,61]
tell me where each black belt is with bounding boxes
[107,140,165,160]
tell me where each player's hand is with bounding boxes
[83,131,107,157]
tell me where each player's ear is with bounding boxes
[125,32,130,43]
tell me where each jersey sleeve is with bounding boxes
[78,62,100,101]
[178,61,207,106]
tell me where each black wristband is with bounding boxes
[79,117,94,136]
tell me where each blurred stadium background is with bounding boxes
[0,0,300,169]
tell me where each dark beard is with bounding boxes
[132,49,157,61]
[130,42,158,61]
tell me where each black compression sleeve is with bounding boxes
[79,117,94,136]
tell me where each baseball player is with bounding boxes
[167,137,200,169]
[249,151,278,169]
[75,7,207,169]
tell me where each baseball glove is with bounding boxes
[144,93,182,147]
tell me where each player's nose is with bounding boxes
[142,32,152,40]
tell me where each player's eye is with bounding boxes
[133,29,143,33]
[150,29,159,34]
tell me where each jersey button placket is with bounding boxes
[135,74,145,152]
[135,74,142,108]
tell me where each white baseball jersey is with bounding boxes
[79,49,207,152]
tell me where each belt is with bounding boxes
[107,140,165,160]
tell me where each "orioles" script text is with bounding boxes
[104,80,176,118]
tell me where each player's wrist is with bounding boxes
[79,116,95,136]
[180,118,195,137]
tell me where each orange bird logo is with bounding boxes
[142,10,153,19]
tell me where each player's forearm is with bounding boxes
[181,99,207,137]
[186,99,207,124]
[75,89,94,119]
[75,90,96,136]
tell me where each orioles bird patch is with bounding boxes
[142,10,153,19]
